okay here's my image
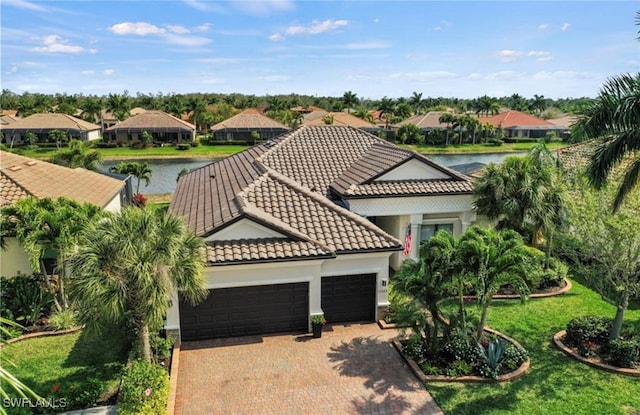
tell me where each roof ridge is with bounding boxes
[264,167,401,246]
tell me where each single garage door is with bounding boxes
[179,282,309,341]
[321,274,376,323]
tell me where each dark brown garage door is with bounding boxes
[179,282,309,341]
[321,274,376,323]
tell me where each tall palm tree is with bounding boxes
[573,73,640,212]
[530,94,547,116]
[79,96,104,125]
[109,161,152,193]
[185,97,207,134]
[106,93,131,122]
[438,113,457,146]
[341,91,358,113]
[377,96,395,128]
[69,207,208,362]
[474,95,500,117]
[409,91,423,115]
[458,226,532,341]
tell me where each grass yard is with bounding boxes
[432,279,640,415]
[16,144,249,160]
[1,330,128,413]
[401,141,568,154]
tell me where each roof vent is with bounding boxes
[25,161,37,166]
[264,140,276,148]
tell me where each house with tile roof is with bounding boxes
[104,110,195,145]
[302,111,379,133]
[0,150,128,278]
[393,111,453,131]
[479,110,568,139]
[0,113,101,145]
[210,109,290,142]
[167,125,475,341]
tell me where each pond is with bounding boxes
[100,152,524,195]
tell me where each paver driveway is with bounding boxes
[174,323,442,415]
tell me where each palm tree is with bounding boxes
[69,207,207,362]
[79,96,104,125]
[409,92,423,115]
[186,97,207,134]
[341,91,358,113]
[458,226,532,341]
[530,94,547,116]
[474,95,500,117]
[438,113,456,146]
[106,93,131,122]
[573,73,640,212]
[109,161,152,194]
[0,197,102,312]
[50,139,102,171]
[377,97,395,128]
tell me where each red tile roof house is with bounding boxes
[0,151,127,278]
[211,109,290,142]
[167,125,475,341]
[478,110,569,140]
[104,110,195,145]
[0,113,101,146]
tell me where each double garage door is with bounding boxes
[179,274,376,341]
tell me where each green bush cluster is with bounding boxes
[565,315,611,348]
[608,339,640,368]
[118,360,169,415]
[0,274,53,327]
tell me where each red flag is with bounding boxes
[403,224,412,256]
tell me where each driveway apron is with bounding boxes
[174,323,442,415]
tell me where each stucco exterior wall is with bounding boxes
[102,193,122,213]
[1,237,35,277]
[376,215,410,270]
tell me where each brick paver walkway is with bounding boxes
[174,323,442,415]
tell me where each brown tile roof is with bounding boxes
[478,110,553,128]
[0,151,124,208]
[0,113,100,132]
[556,140,597,170]
[393,112,451,129]
[1,115,18,126]
[171,125,474,264]
[211,109,290,131]
[302,112,377,129]
[548,115,577,128]
[105,110,194,132]
[291,105,325,113]
[1,110,18,117]
[206,238,332,265]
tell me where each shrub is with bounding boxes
[0,274,53,326]
[50,378,104,412]
[150,331,175,361]
[565,315,611,348]
[446,360,473,377]
[421,361,443,376]
[402,335,427,362]
[48,309,78,330]
[538,258,568,289]
[478,338,507,379]
[176,143,190,151]
[119,360,169,415]
[442,329,481,366]
[501,344,529,371]
[608,339,640,368]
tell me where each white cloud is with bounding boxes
[194,23,212,32]
[109,21,211,47]
[166,25,190,34]
[389,71,459,81]
[538,23,549,30]
[110,22,166,36]
[31,35,85,53]
[497,49,523,62]
[103,69,115,76]
[233,0,294,15]
[527,50,552,62]
[257,75,290,82]
[269,33,285,42]
[467,73,483,80]
[81,70,95,75]
[3,0,47,12]
[485,71,522,81]
[561,22,571,31]
[183,0,223,12]
[285,19,348,36]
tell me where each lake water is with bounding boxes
[100,152,524,195]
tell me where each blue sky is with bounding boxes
[1,1,637,99]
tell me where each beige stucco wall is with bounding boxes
[103,193,122,213]
[1,237,35,277]
[376,214,410,270]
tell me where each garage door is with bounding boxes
[321,274,376,323]
[179,282,309,341]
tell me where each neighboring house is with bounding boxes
[99,107,147,132]
[302,111,379,134]
[393,111,453,132]
[104,110,195,144]
[168,125,474,341]
[548,115,577,129]
[0,115,18,126]
[479,110,568,139]
[210,109,290,142]
[0,151,128,277]
[0,113,101,145]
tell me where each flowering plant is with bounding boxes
[311,314,327,325]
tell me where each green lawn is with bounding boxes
[16,144,249,160]
[401,141,569,154]
[431,280,640,415]
[2,330,128,412]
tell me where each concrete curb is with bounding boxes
[167,342,181,415]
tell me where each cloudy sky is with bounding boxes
[1,0,637,99]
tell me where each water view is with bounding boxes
[100,152,524,195]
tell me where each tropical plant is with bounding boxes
[118,360,169,415]
[140,131,153,148]
[377,96,395,128]
[79,96,104,124]
[457,226,533,341]
[50,139,102,171]
[68,207,207,361]
[311,314,326,325]
[48,129,68,150]
[109,161,152,193]
[342,91,358,113]
[409,91,424,115]
[23,132,38,148]
[1,197,102,313]
[106,93,131,121]
[438,113,457,146]
[474,95,501,117]
[573,72,640,212]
